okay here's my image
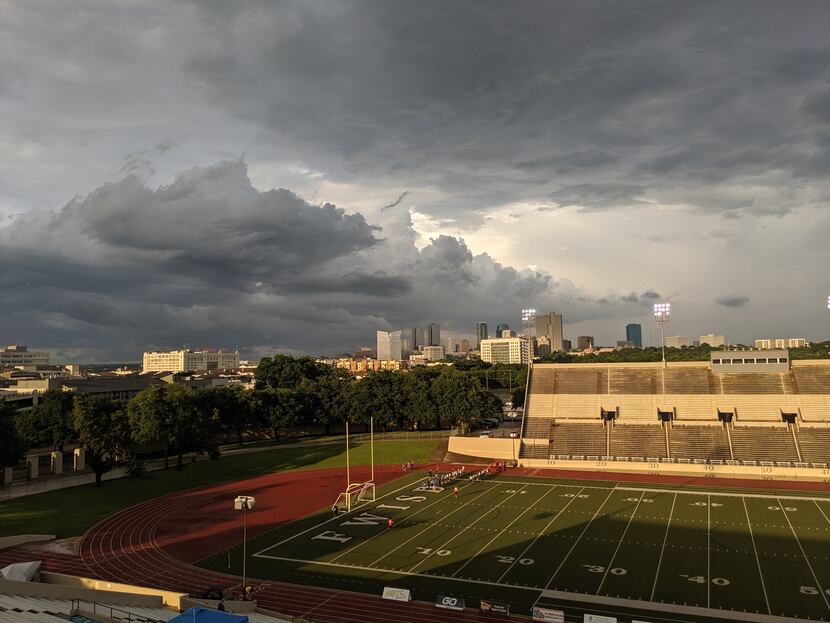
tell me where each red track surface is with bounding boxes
[4,464,830,622]
[0,464,524,623]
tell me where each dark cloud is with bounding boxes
[715,293,751,308]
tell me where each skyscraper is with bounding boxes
[625,323,643,348]
[536,312,564,352]
[408,327,423,351]
[577,336,594,350]
[475,321,488,349]
[426,323,441,346]
[376,330,402,361]
[496,322,510,336]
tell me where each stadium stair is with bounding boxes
[730,425,799,463]
[609,423,667,458]
[550,422,606,457]
[668,425,732,461]
[795,427,830,464]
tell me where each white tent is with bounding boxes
[0,560,41,582]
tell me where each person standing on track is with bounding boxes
[453,485,459,499]
[387,518,394,530]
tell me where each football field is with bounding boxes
[199,472,830,621]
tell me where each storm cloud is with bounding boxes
[2,1,830,357]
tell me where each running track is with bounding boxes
[4,464,830,622]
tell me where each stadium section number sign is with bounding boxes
[435,594,465,610]
[381,587,411,602]
[532,607,564,622]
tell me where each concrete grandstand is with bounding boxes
[519,357,830,469]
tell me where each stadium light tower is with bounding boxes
[234,495,256,598]
[521,308,536,364]
[653,303,671,368]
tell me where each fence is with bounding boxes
[71,598,165,623]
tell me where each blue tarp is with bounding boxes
[167,606,249,623]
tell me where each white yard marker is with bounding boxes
[777,497,830,613]
[742,496,771,614]
[650,492,676,601]
[596,491,644,595]
[543,488,616,590]
[451,485,556,578]
[498,486,584,583]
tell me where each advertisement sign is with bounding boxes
[435,594,466,610]
[584,615,617,623]
[382,586,411,602]
[532,606,565,622]
[480,600,510,616]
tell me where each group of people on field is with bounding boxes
[421,466,466,490]
[468,461,506,482]
[400,461,416,471]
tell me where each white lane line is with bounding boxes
[543,488,616,590]
[596,491,645,595]
[707,493,711,608]
[650,492,676,601]
[777,497,830,613]
[369,483,499,567]
[813,499,830,530]
[742,496,771,614]
[407,483,535,574]
[254,474,427,556]
[451,485,556,578]
[497,486,583,583]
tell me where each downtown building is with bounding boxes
[0,345,50,366]
[536,312,564,352]
[480,337,531,364]
[142,349,240,373]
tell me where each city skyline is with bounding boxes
[2,2,830,362]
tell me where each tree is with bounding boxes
[73,394,131,486]
[257,387,302,440]
[164,383,214,469]
[402,371,436,430]
[312,371,351,434]
[204,385,252,447]
[255,354,329,390]
[1,405,26,486]
[431,368,501,433]
[128,385,174,469]
[15,389,75,450]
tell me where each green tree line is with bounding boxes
[0,355,506,486]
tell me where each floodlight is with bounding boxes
[653,303,671,319]
[827,295,830,312]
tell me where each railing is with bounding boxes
[70,599,165,622]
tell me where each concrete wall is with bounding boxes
[520,457,830,483]
[448,436,518,461]
[0,576,164,608]
[0,534,54,550]
[41,571,187,609]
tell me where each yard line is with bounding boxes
[451,485,556,578]
[596,491,644,595]
[253,474,428,556]
[543,487,616,590]
[497,486,583,583]
[369,483,499,567]
[776,497,830,613]
[329,481,476,563]
[742,496,771,614]
[407,483,535,573]
[616,485,830,503]
[707,493,711,609]
[650,492,676,601]
[812,499,830,530]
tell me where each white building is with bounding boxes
[441,337,455,354]
[422,345,445,361]
[142,349,239,373]
[480,337,531,364]
[376,330,403,361]
[699,334,726,347]
[665,336,690,348]
[754,338,807,349]
[0,345,49,366]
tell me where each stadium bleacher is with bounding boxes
[521,361,830,465]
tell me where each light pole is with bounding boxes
[521,308,536,363]
[653,303,671,368]
[234,495,256,598]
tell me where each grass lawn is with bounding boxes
[0,439,439,539]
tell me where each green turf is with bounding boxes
[0,439,439,539]
[199,472,830,622]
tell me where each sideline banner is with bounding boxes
[382,586,411,602]
[532,606,564,622]
[480,600,510,616]
[435,594,465,610]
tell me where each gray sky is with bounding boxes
[2,1,830,361]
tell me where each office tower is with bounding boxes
[441,337,454,354]
[480,337,532,364]
[699,334,726,347]
[407,327,424,350]
[496,322,510,336]
[460,338,471,352]
[665,336,690,348]
[562,339,572,351]
[625,323,643,348]
[577,336,594,350]
[475,322,488,349]
[426,323,441,346]
[536,335,552,357]
[376,330,403,361]
[422,345,445,361]
[536,312,564,351]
